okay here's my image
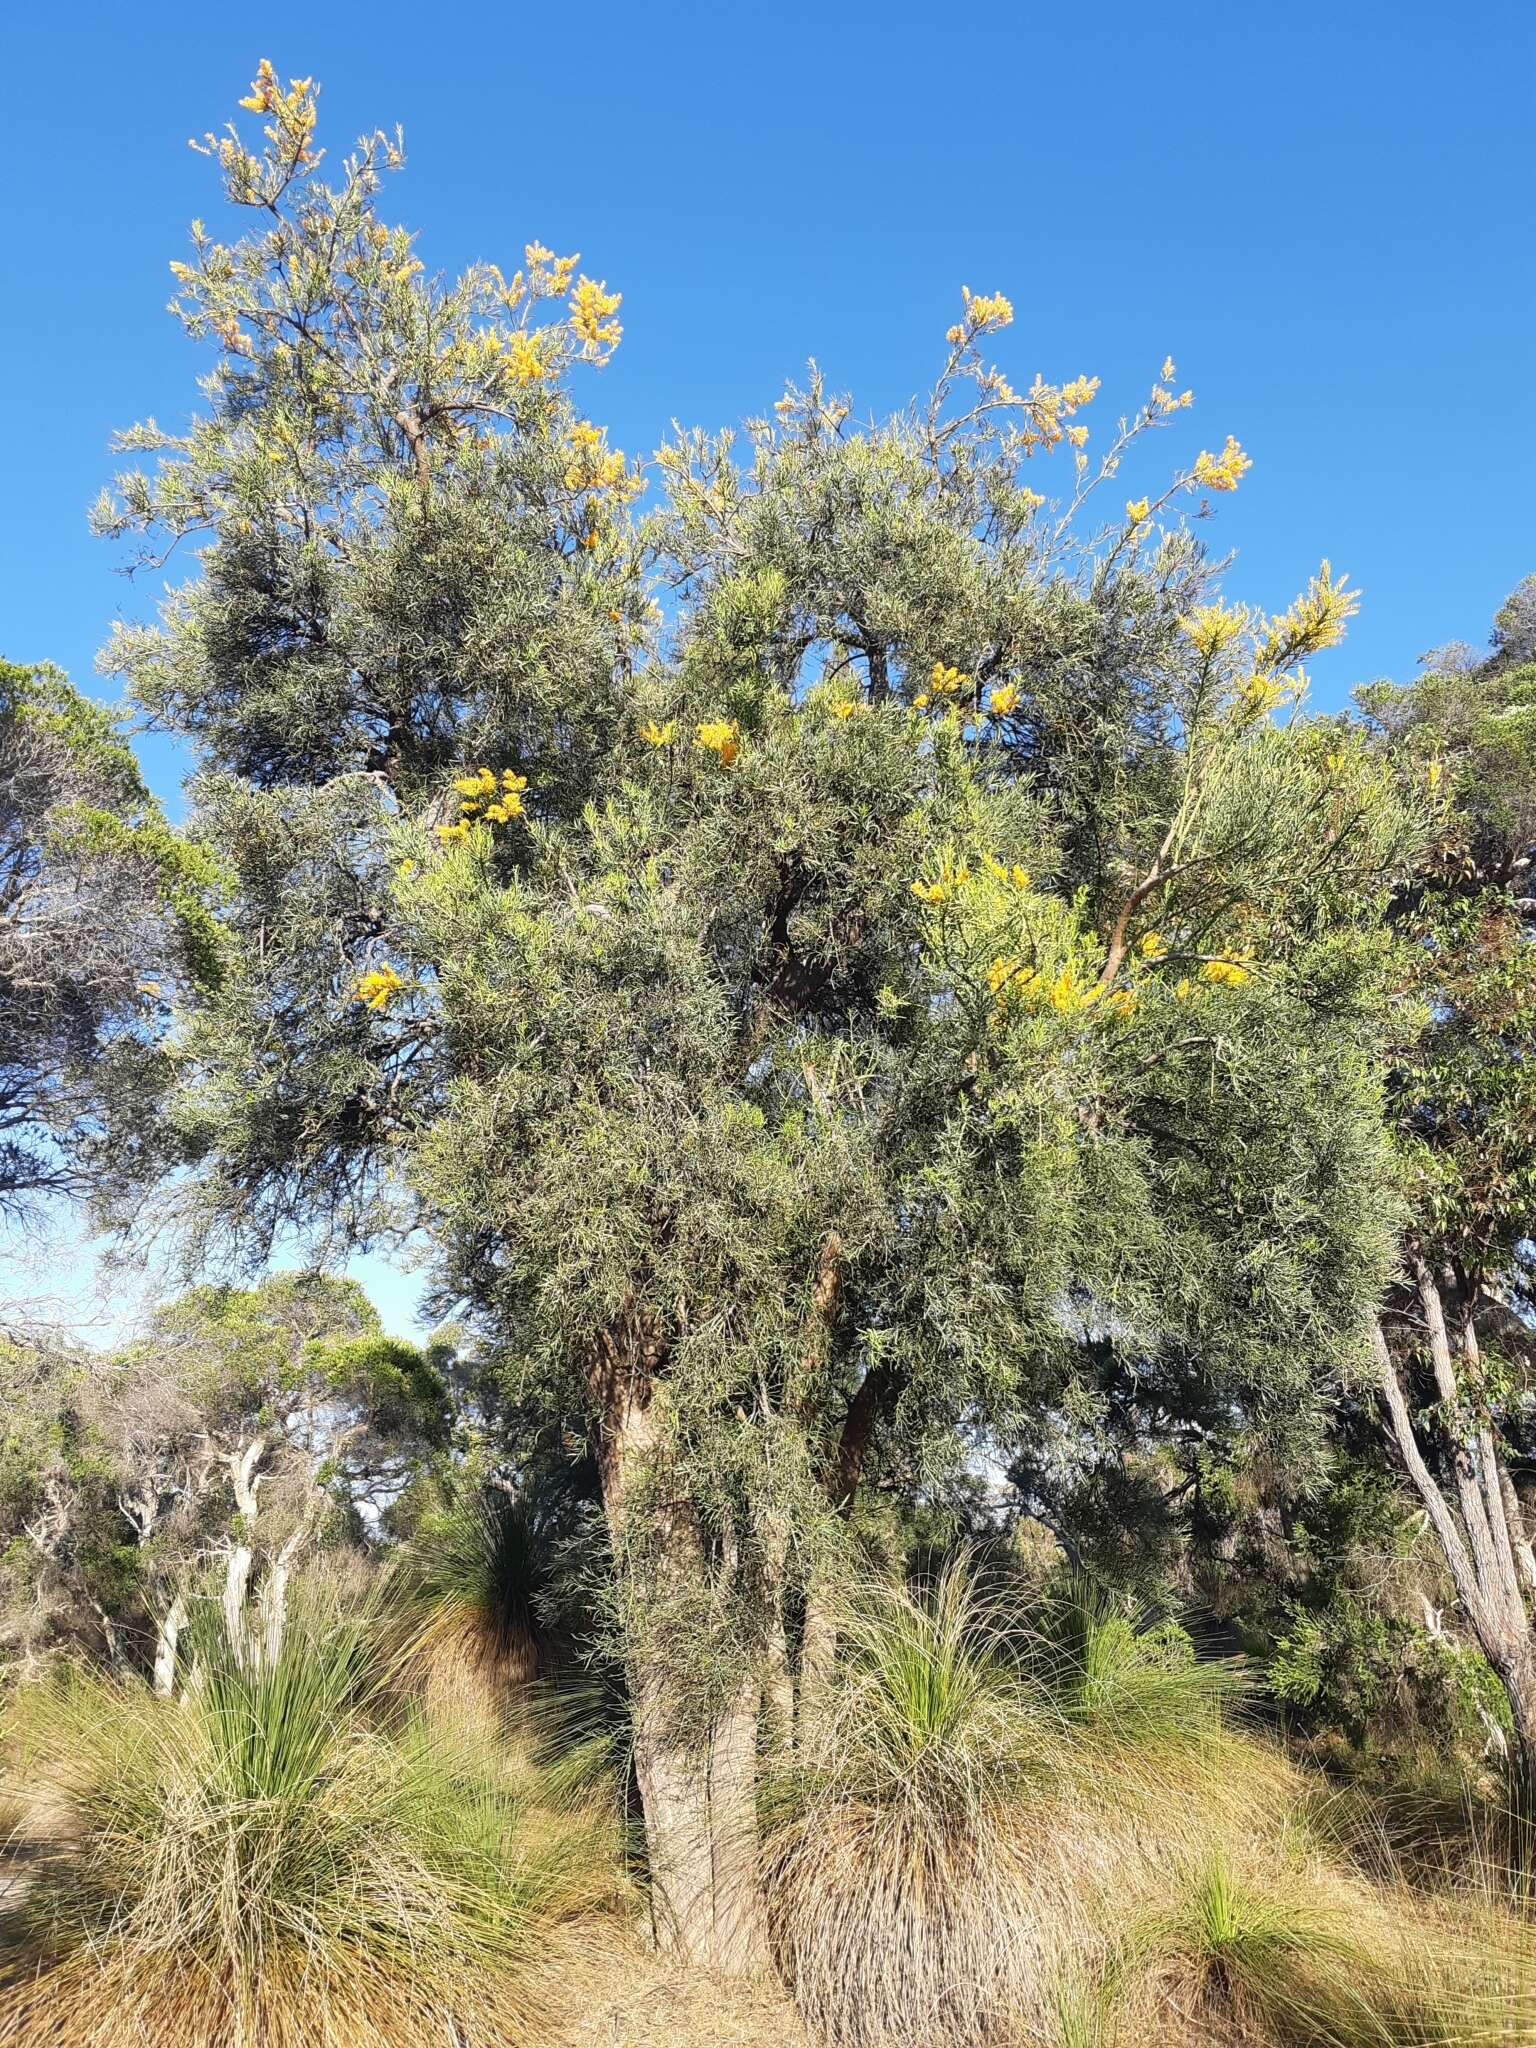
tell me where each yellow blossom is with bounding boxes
[1426,756,1443,791]
[1239,674,1288,720]
[639,720,676,746]
[1161,356,1177,382]
[911,880,948,908]
[503,330,547,386]
[1046,964,1101,1015]
[1175,978,1192,1000]
[1060,375,1100,410]
[987,956,1036,1002]
[1201,954,1254,989]
[1259,562,1360,670]
[1139,931,1168,960]
[435,821,469,846]
[353,963,404,1012]
[1125,498,1150,524]
[1065,424,1089,450]
[913,692,932,710]
[1107,989,1138,1018]
[1191,436,1251,494]
[830,699,863,720]
[930,661,967,696]
[1181,604,1250,659]
[960,286,1014,331]
[989,683,1020,717]
[695,720,740,766]
[570,275,623,349]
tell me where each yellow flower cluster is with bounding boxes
[1201,950,1254,989]
[910,852,972,909]
[829,699,865,720]
[695,720,740,766]
[930,661,967,696]
[989,683,1020,717]
[1125,498,1150,525]
[988,953,1034,996]
[502,331,548,387]
[1181,604,1250,658]
[437,766,530,842]
[1010,372,1102,456]
[236,61,320,166]
[1191,436,1251,494]
[570,276,623,350]
[353,963,404,1012]
[520,244,580,298]
[564,421,636,499]
[1139,931,1169,961]
[947,286,1015,345]
[1239,674,1289,720]
[1258,562,1360,671]
[1044,963,1102,1015]
[984,856,1031,891]
[1425,756,1444,793]
[639,719,677,746]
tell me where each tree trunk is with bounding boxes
[588,1314,767,1971]
[153,1585,188,1698]
[797,1355,896,1744]
[1374,1290,1536,1786]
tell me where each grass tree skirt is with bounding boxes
[756,1560,1536,2048]
[0,1595,623,2048]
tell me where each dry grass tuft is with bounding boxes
[0,1592,625,2048]
[761,1555,1536,2048]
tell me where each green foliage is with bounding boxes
[0,658,219,1215]
[761,1555,1536,2047]
[0,1589,623,2046]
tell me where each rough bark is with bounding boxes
[587,1310,767,1971]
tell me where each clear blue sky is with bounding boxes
[3,0,1532,1331]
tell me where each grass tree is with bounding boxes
[99,66,1414,1965]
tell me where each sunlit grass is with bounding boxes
[0,1590,624,2048]
[761,1553,1536,2048]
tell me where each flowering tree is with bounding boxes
[100,67,1413,1962]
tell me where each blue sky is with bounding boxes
[3,0,1532,1334]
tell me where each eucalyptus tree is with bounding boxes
[0,659,217,1221]
[1361,585,1536,1779]
[100,66,1412,1962]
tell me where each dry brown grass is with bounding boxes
[557,1930,812,2048]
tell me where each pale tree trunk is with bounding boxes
[588,1314,767,1972]
[1374,1266,1536,1784]
[257,1494,324,1667]
[222,1438,265,1663]
[153,1584,189,1698]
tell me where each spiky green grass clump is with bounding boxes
[761,1555,1536,2048]
[0,1598,623,2048]
[400,1485,556,1734]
